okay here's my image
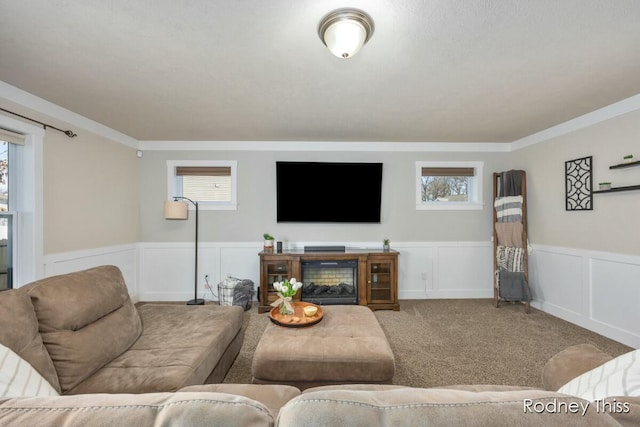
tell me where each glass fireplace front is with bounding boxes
[300,260,357,305]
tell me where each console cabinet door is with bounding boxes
[260,259,291,312]
[259,255,302,313]
[366,256,397,306]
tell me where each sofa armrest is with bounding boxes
[542,344,613,391]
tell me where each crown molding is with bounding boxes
[3,79,639,153]
[0,81,138,149]
[138,140,511,152]
[0,113,44,136]
[510,93,640,151]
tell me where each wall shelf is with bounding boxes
[609,160,640,169]
[597,160,640,193]
[593,184,640,194]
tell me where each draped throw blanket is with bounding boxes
[495,245,530,301]
[494,222,523,248]
[499,170,524,197]
[496,271,531,302]
[496,245,524,272]
[494,196,523,223]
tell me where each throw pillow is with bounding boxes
[0,343,59,398]
[557,348,640,401]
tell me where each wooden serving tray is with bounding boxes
[269,302,324,328]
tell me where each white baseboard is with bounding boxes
[425,290,494,299]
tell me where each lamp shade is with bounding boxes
[318,8,374,59]
[164,200,188,219]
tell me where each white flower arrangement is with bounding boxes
[271,278,302,314]
[273,278,302,298]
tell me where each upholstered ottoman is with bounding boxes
[251,305,395,390]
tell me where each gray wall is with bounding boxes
[512,110,640,255]
[140,149,511,244]
[0,101,144,256]
[44,129,140,254]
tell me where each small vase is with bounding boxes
[279,302,293,315]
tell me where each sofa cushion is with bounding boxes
[603,396,640,426]
[66,303,243,394]
[543,344,613,391]
[0,391,274,427]
[0,289,61,393]
[558,349,640,401]
[23,266,142,393]
[0,343,59,398]
[179,384,300,418]
[277,388,621,426]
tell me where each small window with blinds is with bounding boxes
[167,160,237,210]
[415,161,484,210]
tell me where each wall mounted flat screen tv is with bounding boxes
[276,161,383,223]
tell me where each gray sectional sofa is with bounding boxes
[0,265,244,395]
[0,266,638,426]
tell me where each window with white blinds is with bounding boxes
[0,130,21,289]
[0,128,25,146]
[415,161,484,210]
[167,161,237,210]
[0,118,41,288]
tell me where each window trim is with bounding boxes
[167,160,238,210]
[0,116,44,286]
[415,161,484,211]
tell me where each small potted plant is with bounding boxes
[598,182,611,191]
[263,233,275,252]
[623,154,634,164]
[383,238,390,252]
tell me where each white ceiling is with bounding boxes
[1,0,640,143]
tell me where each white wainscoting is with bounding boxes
[529,245,640,348]
[137,241,494,302]
[394,241,494,299]
[138,242,262,302]
[42,244,138,298]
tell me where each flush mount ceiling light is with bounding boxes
[318,8,374,59]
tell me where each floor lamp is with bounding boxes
[164,197,205,305]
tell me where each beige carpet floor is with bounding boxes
[222,299,632,389]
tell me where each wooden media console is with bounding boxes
[258,249,399,313]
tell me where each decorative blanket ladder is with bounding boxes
[492,170,531,313]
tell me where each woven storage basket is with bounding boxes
[217,278,237,306]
